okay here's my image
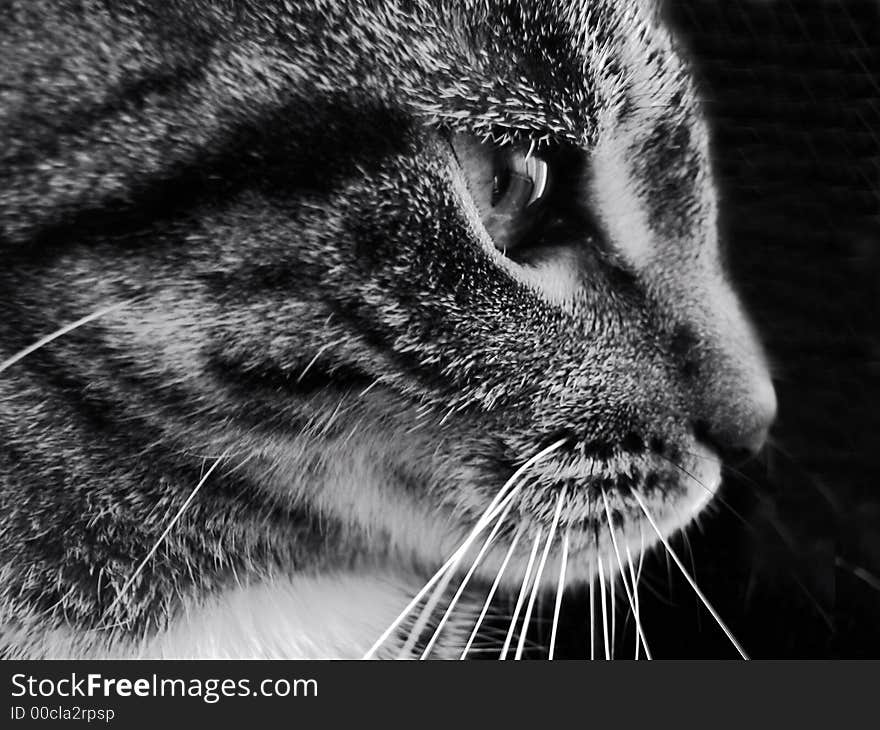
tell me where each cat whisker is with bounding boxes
[631,489,749,659]
[403,474,541,656]
[548,531,570,660]
[677,508,699,592]
[609,553,616,658]
[364,438,566,659]
[515,488,567,660]
[419,498,516,659]
[660,454,757,533]
[499,528,542,660]
[674,452,838,620]
[0,301,131,376]
[625,539,646,659]
[399,556,459,658]
[638,528,646,586]
[371,484,514,659]
[625,542,640,659]
[836,557,880,593]
[597,549,610,660]
[588,563,595,660]
[460,529,523,659]
[97,448,230,628]
[601,488,651,659]
[677,448,769,500]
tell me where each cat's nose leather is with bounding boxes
[697,375,777,462]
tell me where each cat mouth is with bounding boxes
[364,438,733,660]
[464,436,723,582]
[469,433,721,536]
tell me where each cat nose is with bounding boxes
[695,375,777,462]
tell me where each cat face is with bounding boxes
[192,0,775,581]
[1,0,777,643]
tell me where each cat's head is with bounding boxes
[6,0,776,594]
[222,0,777,579]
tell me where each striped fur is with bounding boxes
[0,0,774,657]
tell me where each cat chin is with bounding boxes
[449,440,723,593]
[681,441,723,519]
[247,422,723,611]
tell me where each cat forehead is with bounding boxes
[386,0,696,144]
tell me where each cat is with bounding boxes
[0,0,776,658]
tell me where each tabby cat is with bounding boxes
[0,0,776,658]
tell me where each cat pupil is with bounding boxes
[476,145,553,256]
[491,170,508,206]
[491,147,549,211]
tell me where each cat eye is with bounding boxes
[491,149,549,210]
[451,133,599,266]
[451,135,554,256]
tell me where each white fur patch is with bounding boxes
[136,572,418,659]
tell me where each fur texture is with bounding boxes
[0,0,775,658]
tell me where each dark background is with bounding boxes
[551,0,880,658]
